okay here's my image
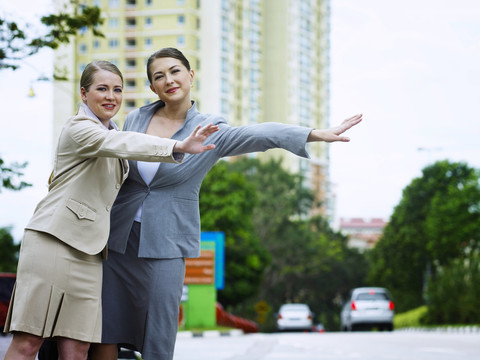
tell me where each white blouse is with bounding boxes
[134,161,160,222]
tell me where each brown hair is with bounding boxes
[80,61,123,91]
[146,47,191,84]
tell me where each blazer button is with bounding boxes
[115,184,120,189]
[106,205,111,212]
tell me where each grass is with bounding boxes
[394,306,480,330]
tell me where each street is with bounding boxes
[1,330,479,359]
[173,331,480,360]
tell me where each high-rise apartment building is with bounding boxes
[53,0,331,217]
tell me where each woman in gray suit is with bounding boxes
[3,60,218,360]
[91,48,362,360]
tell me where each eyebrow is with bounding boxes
[95,83,123,88]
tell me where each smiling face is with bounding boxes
[80,69,123,125]
[148,57,194,106]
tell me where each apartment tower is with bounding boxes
[53,0,332,217]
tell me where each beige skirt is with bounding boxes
[4,230,103,343]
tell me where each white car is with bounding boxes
[340,287,394,331]
[276,303,314,331]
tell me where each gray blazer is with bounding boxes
[25,106,182,255]
[108,100,312,258]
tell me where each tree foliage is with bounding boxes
[0,227,20,272]
[199,161,269,307]
[368,160,480,312]
[0,158,31,192]
[423,253,480,325]
[0,0,103,71]
[225,157,368,330]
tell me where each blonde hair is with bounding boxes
[80,61,123,91]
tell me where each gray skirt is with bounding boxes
[4,230,103,342]
[101,221,185,360]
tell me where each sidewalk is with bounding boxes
[0,334,12,359]
[0,330,244,359]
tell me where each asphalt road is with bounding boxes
[173,331,480,360]
[1,330,479,359]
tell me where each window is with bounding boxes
[126,38,136,48]
[126,59,136,68]
[177,35,185,47]
[93,0,101,6]
[126,100,136,108]
[126,18,136,28]
[108,0,119,8]
[221,99,228,114]
[221,78,228,94]
[177,15,185,25]
[146,0,152,5]
[177,0,185,5]
[109,18,119,28]
[109,39,119,48]
[126,80,136,89]
[93,40,100,49]
[145,17,152,27]
[221,57,227,73]
[145,38,152,48]
[126,0,136,5]
[79,43,87,53]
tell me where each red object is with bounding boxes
[389,301,395,310]
[215,302,258,333]
[0,273,16,329]
[350,301,357,311]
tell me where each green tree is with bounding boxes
[0,158,31,192]
[226,157,368,330]
[368,160,480,312]
[0,227,20,272]
[199,161,269,307]
[0,0,103,72]
[423,253,480,324]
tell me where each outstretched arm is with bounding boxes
[174,123,219,154]
[307,114,363,143]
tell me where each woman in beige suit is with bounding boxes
[3,60,218,360]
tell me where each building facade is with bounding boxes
[53,0,331,216]
[339,218,388,251]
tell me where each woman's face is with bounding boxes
[149,57,194,105]
[81,69,123,124]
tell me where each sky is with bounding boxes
[1,0,480,241]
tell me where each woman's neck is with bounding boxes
[161,99,192,122]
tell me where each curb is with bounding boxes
[397,326,480,334]
[177,329,244,338]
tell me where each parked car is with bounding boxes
[276,303,314,332]
[340,287,394,332]
[0,273,16,333]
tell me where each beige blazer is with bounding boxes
[25,106,183,255]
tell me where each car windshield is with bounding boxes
[355,292,389,301]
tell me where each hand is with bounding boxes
[307,114,363,143]
[174,123,219,154]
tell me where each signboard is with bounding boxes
[184,247,215,285]
[184,232,225,289]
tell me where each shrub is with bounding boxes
[423,254,480,325]
[394,306,428,329]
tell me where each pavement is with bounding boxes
[0,334,12,359]
[0,329,245,359]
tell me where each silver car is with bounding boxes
[340,287,394,331]
[276,303,314,331]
